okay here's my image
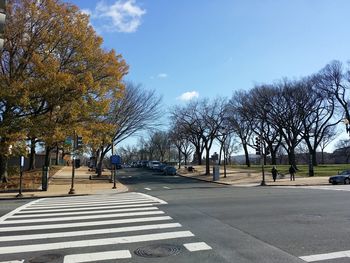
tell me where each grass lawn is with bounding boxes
[232,164,350,177]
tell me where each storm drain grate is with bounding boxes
[28,253,63,263]
[134,243,183,258]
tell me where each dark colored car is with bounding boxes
[164,166,177,175]
[329,170,350,185]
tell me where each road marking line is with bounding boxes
[29,198,152,207]
[36,196,150,204]
[144,188,151,191]
[0,231,194,255]
[0,223,182,242]
[0,216,173,232]
[300,250,350,262]
[1,211,164,224]
[184,242,212,252]
[163,186,170,189]
[0,199,41,223]
[16,203,154,214]
[22,200,158,210]
[63,250,131,263]
[0,260,24,263]
[137,192,168,204]
[12,207,158,218]
[38,193,146,203]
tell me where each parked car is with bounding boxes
[148,161,161,169]
[158,163,167,171]
[329,170,350,185]
[164,166,177,175]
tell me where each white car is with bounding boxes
[148,161,160,169]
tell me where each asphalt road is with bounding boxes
[1,167,350,263]
[119,168,350,263]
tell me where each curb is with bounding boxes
[177,173,232,186]
[0,183,129,200]
[177,173,330,187]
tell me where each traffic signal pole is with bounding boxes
[69,131,76,194]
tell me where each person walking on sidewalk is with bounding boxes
[289,165,296,181]
[271,166,278,182]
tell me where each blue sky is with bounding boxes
[69,0,350,151]
[69,0,350,104]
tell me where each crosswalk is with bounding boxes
[0,192,211,263]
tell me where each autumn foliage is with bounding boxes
[0,0,128,182]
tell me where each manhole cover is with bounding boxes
[134,244,182,258]
[29,253,63,263]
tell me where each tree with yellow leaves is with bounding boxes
[0,0,128,182]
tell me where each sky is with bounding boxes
[68,0,350,152]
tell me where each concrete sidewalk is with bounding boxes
[0,166,128,199]
[177,166,329,187]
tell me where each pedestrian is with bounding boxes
[289,165,296,181]
[271,166,278,182]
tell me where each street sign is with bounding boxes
[65,137,73,146]
[110,155,121,165]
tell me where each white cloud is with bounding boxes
[81,9,92,16]
[157,73,168,78]
[93,0,146,33]
[177,91,199,101]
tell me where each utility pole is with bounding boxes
[69,131,76,194]
[16,156,24,198]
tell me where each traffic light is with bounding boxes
[255,137,261,155]
[76,136,83,149]
[0,0,6,49]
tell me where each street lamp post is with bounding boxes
[69,131,76,195]
[219,126,228,178]
[16,156,25,198]
[260,104,271,186]
[260,129,266,186]
[110,138,114,183]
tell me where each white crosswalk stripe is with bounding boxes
[0,192,211,262]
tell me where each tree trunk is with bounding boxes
[242,143,250,167]
[55,144,59,165]
[0,154,9,183]
[321,149,324,164]
[218,143,223,165]
[312,150,317,166]
[178,148,181,169]
[96,150,106,177]
[205,147,210,175]
[195,146,202,165]
[287,148,297,167]
[44,146,51,167]
[28,138,36,170]
[271,151,277,165]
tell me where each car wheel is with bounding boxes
[345,178,350,185]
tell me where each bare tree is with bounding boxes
[226,91,253,167]
[300,77,341,173]
[95,83,163,175]
[169,125,193,168]
[170,101,205,166]
[149,131,169,162]
[316,61,350,131]
[319,126,339,164]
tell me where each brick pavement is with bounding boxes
[0,166,128,199]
